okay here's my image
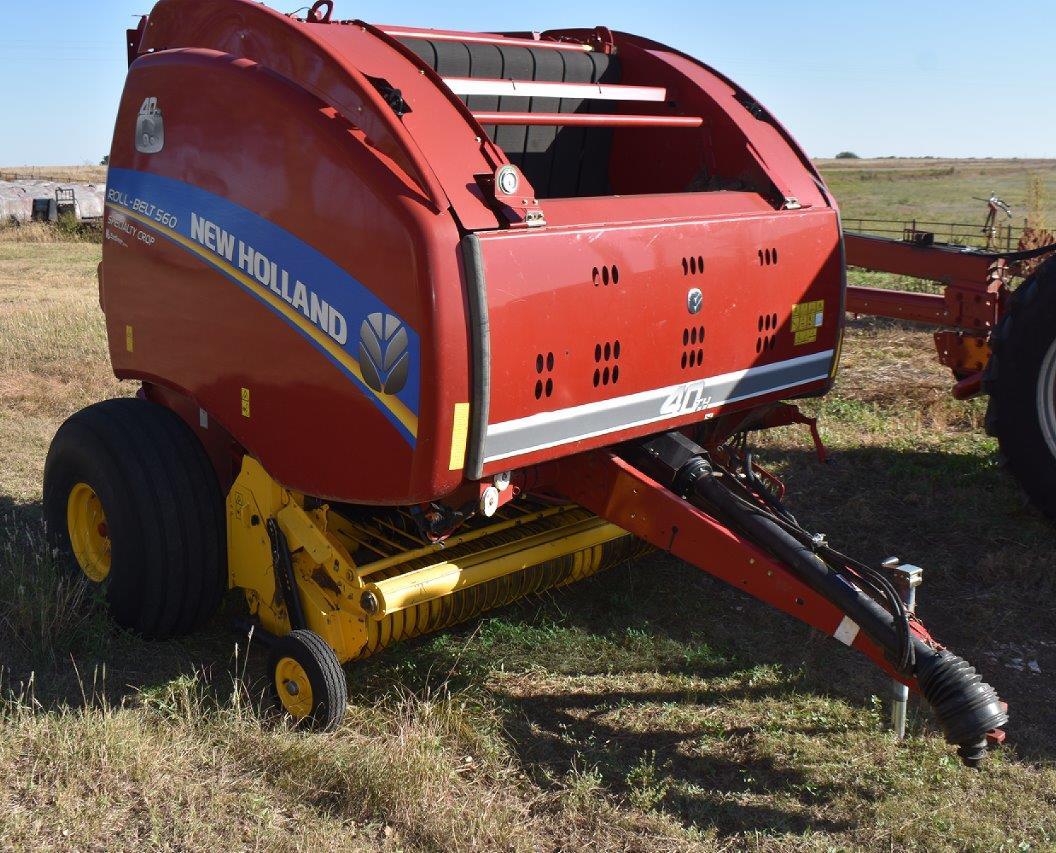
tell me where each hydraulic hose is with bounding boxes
[629,432,1008,766]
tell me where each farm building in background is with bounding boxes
[0,178,106,225]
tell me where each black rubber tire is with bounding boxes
[985,256,1056,523]
[267,629,347,731]
[42,397,226,638]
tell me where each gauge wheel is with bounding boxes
[268,629,347,731]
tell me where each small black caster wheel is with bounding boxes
[268,629,348,731]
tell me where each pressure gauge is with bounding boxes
[496,165,520,196]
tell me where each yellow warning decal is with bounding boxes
[241,387,251,418]
[792,300,825,346]
[449,403,471,471]
[125,325,134,353]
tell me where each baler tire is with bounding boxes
[985,256,1056,524]
[267,630,347,731]
[42,398,226,638]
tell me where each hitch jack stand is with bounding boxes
[884,558,923,739]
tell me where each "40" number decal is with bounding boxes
[660,381,713,417]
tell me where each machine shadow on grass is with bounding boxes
[348,561,877,837]
[499,683,861,837]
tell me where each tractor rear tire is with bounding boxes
[268,629,347,731]
[985,256,1056,524]
[43,397,226,639]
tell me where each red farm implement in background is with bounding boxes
[41,0,1012,767]
[844,215,1056,522]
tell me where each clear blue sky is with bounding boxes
[1,0,1052,165]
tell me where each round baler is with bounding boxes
[44,0,1007,765]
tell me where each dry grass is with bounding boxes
[0,238,124,504]
[2,163,1056,851]
[0,165,108,184]
[816,157,1056,233]
[0,221,103,246]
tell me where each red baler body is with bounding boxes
[103,0,842,505]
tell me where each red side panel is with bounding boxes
[470,200,842,476]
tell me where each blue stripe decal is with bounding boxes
[105,167,420,445]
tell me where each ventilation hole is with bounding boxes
[612,365,619,384]
[770,336,777,351]
[772,313,779,329]
[545,377,553,397]
[690,256,697,275]
[602,266,610,286]
[612,265,620,285]
[602,366,610,385]
[681,352,688,369]
[534,380,543,399]
[765,315,772,331]
[697,255,704,273]
[604,342,611,361]
[766,248,772,265]
[682,328,689,346]
[758,315,764,332]
[756,338,762,354]
[690,327,697,345]
[772,248,779,264]
[546,352,555,371]
[592,267,600,286]
[697,348,703,364]
[535,354,544,374]
[593,369,600,387]
[682,258,689,276]
[594,344,602,363]
[699,326,705,340]
[758,250,764,266]
[613,340,621,359]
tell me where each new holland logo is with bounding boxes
[358,312,409,395]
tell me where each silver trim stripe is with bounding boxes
[482,350,835,464]
[442,78,667,102]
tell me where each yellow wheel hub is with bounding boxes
[274,656,314,720]
[66,482,111,583]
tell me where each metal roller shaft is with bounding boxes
[355,534,646,660]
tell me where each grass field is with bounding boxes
[1,162,1056,851]
[0,165,108,184]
